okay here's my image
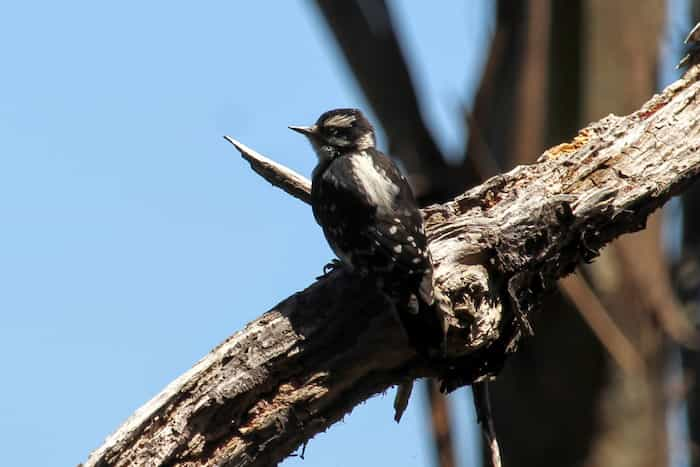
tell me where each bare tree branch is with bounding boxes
[473,382,502,467]
[223,136,311,204]
[426,380,457,467]
[84,66,700,467]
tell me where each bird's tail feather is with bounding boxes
[394,291,444,359]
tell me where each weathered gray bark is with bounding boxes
[83,66,700,467]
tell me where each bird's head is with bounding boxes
[290,108,376,161]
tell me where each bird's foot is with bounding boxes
[316,259,343,279]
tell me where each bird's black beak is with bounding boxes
[288,125,317,136]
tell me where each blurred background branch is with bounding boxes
[313,1,700,467]
[313,0,480,205]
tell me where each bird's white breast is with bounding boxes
[350,152,399,210]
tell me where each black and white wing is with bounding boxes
[311,149,433,303]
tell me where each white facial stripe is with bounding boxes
[351,152,399,210]
[325,114,356,127]
[356,131,375,149]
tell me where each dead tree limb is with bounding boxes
[83,65,700,467]
[223,136,311,204]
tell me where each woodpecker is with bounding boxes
[289,108,443,359]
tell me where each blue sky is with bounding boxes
[0,1,492,466]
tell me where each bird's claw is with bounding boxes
[679,22,700,69]
[316,259,343,279]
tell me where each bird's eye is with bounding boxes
[328,127,339,137]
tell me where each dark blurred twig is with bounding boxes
[313,0,479,204]
[473,383,502,467]
[679,183,700,467]
[682,9,700,466]
[463,0,529,170]
[559,272,645,375]
[427,380,457,467]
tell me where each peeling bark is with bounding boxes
[84,66,700,467]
